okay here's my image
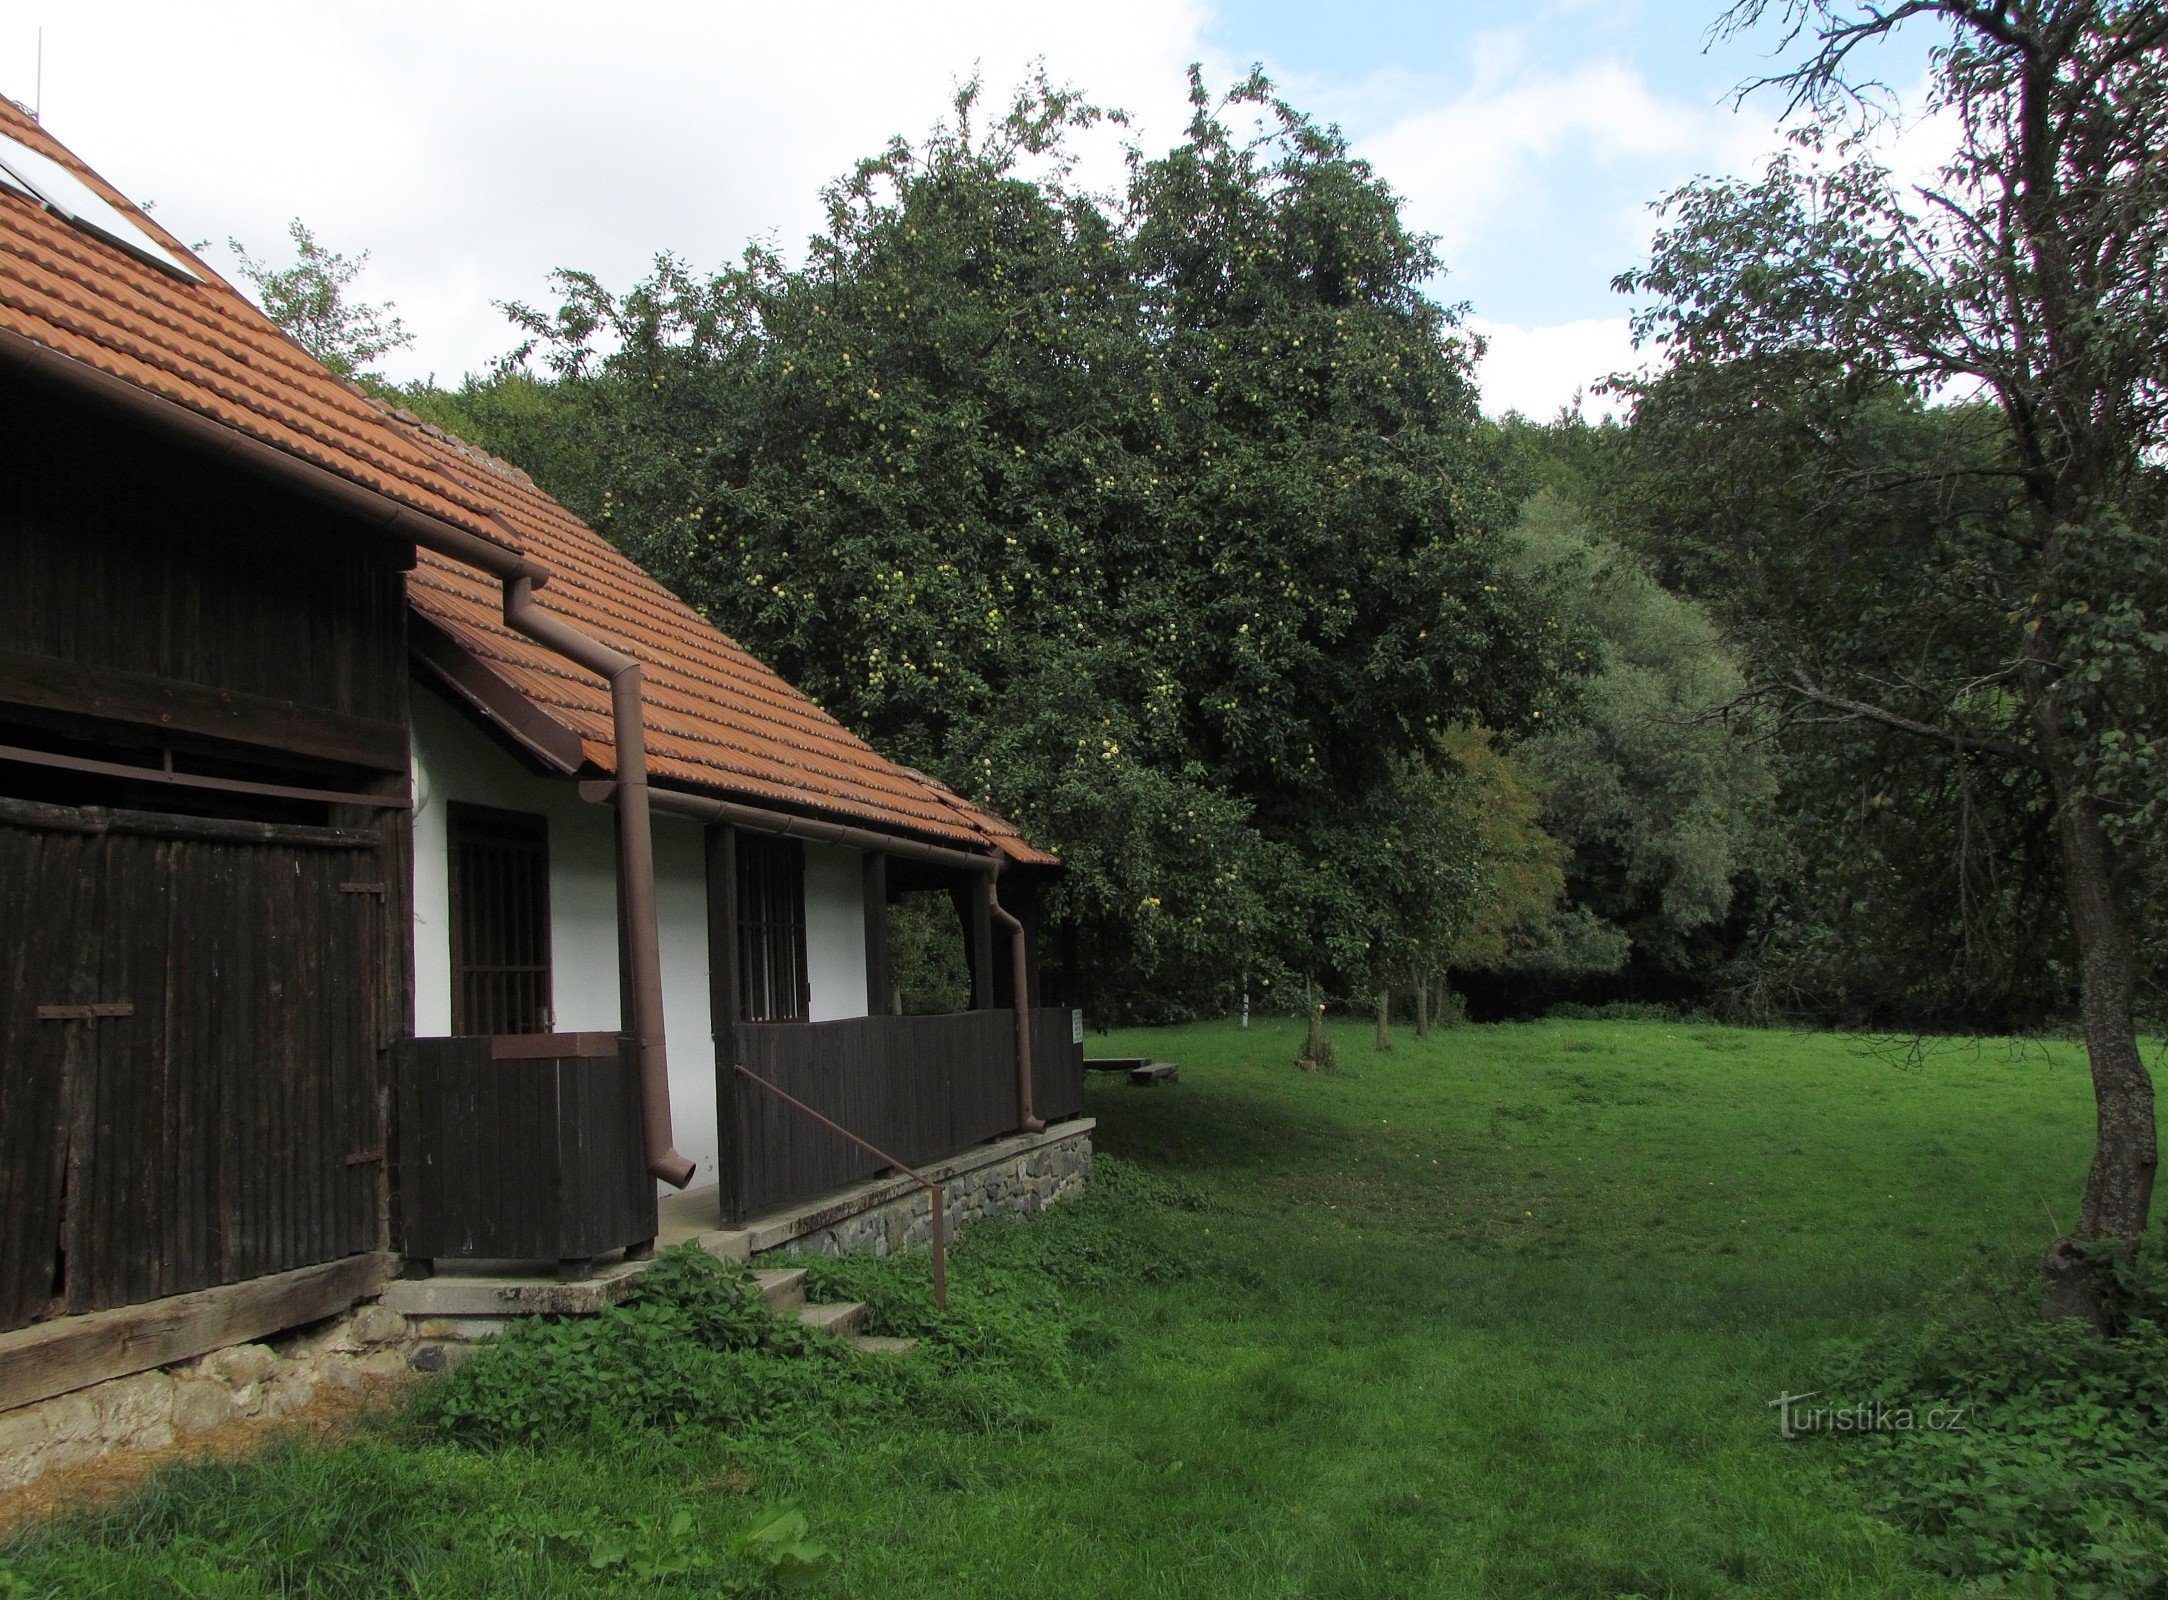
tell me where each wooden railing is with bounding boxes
[1030,1006,1086,1122]
[723,1008,1083,1222]
[393,1033,658,1276]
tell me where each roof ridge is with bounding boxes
[384,406,538,489]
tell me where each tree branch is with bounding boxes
[1777,672,2040,765]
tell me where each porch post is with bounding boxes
[704,823,744,1222]
[862,850,890,1016]
[953,874,995,1010]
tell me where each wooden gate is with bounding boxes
[0,797,384,1333]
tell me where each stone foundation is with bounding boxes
[785,1124,1093,1258]
[0,1304,419,1494]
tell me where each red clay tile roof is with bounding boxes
[0,100,518,553]
[0,102,1054,864]
[905,770,1063,868]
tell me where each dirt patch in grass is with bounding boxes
[0,1377,415,1536]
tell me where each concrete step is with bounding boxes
[753,1268,807,1313]
[697,1229,752,1266]
[796,1300,867,1339]
[1129,1061,1180,1087]
[847,1334,919,1356]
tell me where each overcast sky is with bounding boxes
[3,1,1939,417]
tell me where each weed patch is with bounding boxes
[1815,1265,2168,1596]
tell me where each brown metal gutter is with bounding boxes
[619,782,1003,877]
[501,576,694,1188]
[986,874,1044,1134]
[0,327,696,1189]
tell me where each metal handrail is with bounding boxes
[732,1063,948,1309]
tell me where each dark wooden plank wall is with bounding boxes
[0,813,97,1331]
[0,801,383,1332]
[393,1035,656,1264]
[1030,1006,1087,1123]
[0,392,413,741]
[728,1008,1080,1220]
[0,386,419,1332]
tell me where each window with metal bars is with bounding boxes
[447,803,552,1035]
[736,834,808,1021]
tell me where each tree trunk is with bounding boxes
[1414,971,1430,1041]
[1296,982,1336,1073]
[2042,787,2157,1330]
[1374,989,1391,1051]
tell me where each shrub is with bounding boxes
[413,1247,917,1448]
[1814,1263,2168,1596]
[1547,1000,1680,1022]
[791,1154,1204,1385]
[416,1156,1198,1452]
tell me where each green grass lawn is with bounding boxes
[4,1017,2150,1598]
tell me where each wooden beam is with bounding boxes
[861,850,890,1016]
[0,647,407,772]
[954,876,995,1011]
[410,616,588,775]
[0,793,379,851]
[706,823,745,1223]
[0,1253,395,1413]
[490,1031,623,1060]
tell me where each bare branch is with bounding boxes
[1778,672,2039,765]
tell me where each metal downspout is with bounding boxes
[986,873,1044,1134]
[501,575,695,1188]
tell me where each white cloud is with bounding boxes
[1468,314,1646,420]
[14,1,1218,382]
[1356,45,1734,260]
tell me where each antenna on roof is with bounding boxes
[32,27,41,123]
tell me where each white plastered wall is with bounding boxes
[408,687,724,1184]
[802,842,869,1023]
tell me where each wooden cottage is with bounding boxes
[0,105,1077,1410]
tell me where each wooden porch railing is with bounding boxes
[722,1007,1083,1224]
[393,1033,658,1276]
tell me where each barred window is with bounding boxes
[448,804,552,1035]
[737,834,808,1022]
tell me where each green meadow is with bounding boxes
[5,1018,2154,1599]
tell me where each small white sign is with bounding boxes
[1071,1009,1084,1045]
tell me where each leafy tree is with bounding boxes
[1509,488,1778,986]
[1436,727,1569,974]
[390,368,602,505]
[230,219,413,380]
[1620,0,2168,1324]
[1610,384,2083,1029]
[445,72,1576,1019]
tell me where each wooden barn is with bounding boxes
[0,104,1079,1414]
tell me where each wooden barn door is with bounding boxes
[0,803,383,1332]
[0,817,101,1331]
